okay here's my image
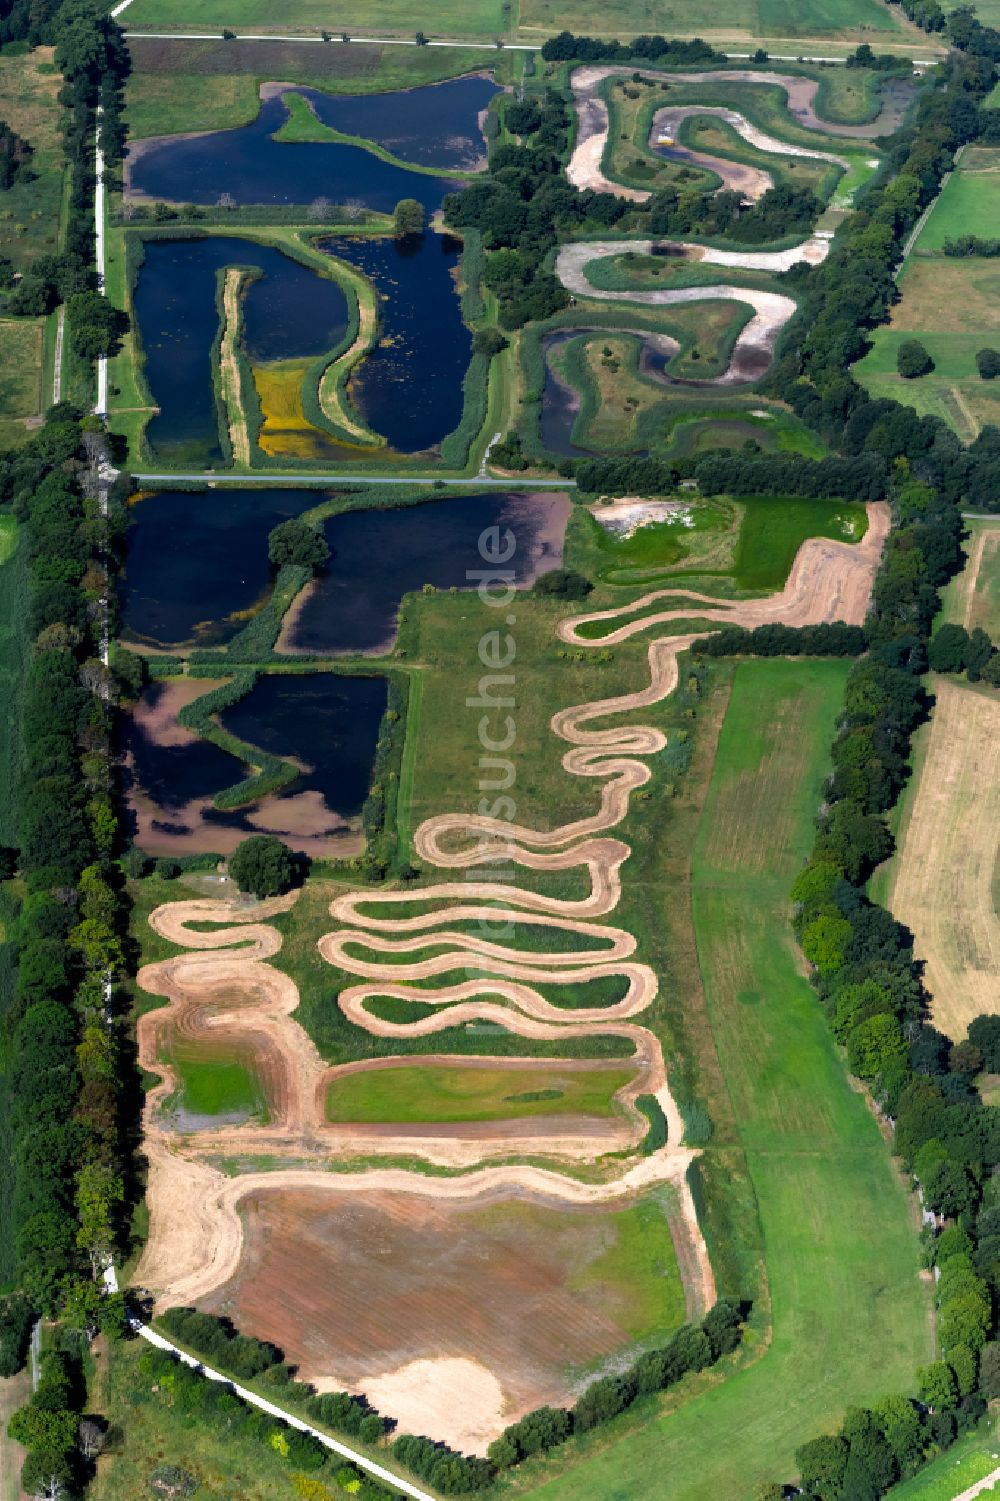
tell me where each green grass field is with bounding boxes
[937,518,1000,638]
[124,0,509,36]
[856,150,1000,439]
[517,659,932,1501]
[886,1427,1000,1500]
[0,320,43,433]
[915,154,1000,249]
[323,1060,633,1123]
[165,1042,268,1121]
[733,496,867,587]
[0,48,66,274]
[518,0,906,39]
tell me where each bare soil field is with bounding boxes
[202,1185,689,1450]
[886,677,1000,1040]
[136,514,886,1450]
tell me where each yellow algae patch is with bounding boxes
[252,359,343,461]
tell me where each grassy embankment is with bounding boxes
[885,1426,1000,1499]
[601,73,881,209]
[105,221,384,465]
[540,323,829,457]
[123,37,514,139]
[507,658,931,1501]
[856,146,1000,439]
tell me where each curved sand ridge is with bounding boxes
[568,64,883,199]
[136,513,887,1399]
[555,237,825,384]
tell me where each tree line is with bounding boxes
[757,459,1000,1493]
[156,1298,744,1493]
[2,0,129,366]
[758,47,1000,513]
[539,30,726,64]
[0,407,131,1498]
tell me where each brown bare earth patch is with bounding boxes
[201,1185,685,1445]
[136,514,886,1450]
[887,677,1000,1040]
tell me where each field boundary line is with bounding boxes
[132,470,575,485]
[132,1321,437,1501]
[117,30,939,63]
[51,305,65,405]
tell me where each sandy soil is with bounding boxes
[556,238,815,384]
[886,677,1000,1040]
[136,515,887,1450]
[567,67,863,198]
[220,267,251,466]
[650,103,849,174]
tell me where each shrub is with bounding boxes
[228,836,294,898]
[534,569,592,599]
[267,519,329,571]
[976,347,1000,379]
[897,339,935,378]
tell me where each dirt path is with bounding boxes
[568,66,889,199]
[886,677,1000,1040]
[555,239,810,384]
[136,514,887,1446]
[219,266,251,466]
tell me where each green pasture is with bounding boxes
[0,320,43,432]
[517,659,931,1501]
[123,39,506,138]
[914,150,1000,250]
[165,1042,268,1121]
[124,0,508,35]
[938,518,1000,639]
[0,48,66,275]
[568,1191,689,1343]
[855,327,1000,443]
[734,495,867,588]
[519,0,906,39]
[569,494,864,594]
[323,1060,633,1123]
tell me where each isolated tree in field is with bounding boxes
[976,347,1000,379]
[896,339,934,378]
[267,518,329,571]
[393,198,425,237]
[229,836,294,898]
[964,626,995,681]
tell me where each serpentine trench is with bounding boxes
[557,61,890,383]
[135,510,888,1354]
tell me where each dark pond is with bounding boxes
[124,673,386,857]
[284,490,571,655]
[540,332,594,459]
[121,486,328,649]
[127,92,455,211]
[299,74,500,170]
[219,672,387,819]
[319,232,470,454]
[540,330,650,459]
[134,236,349,465]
